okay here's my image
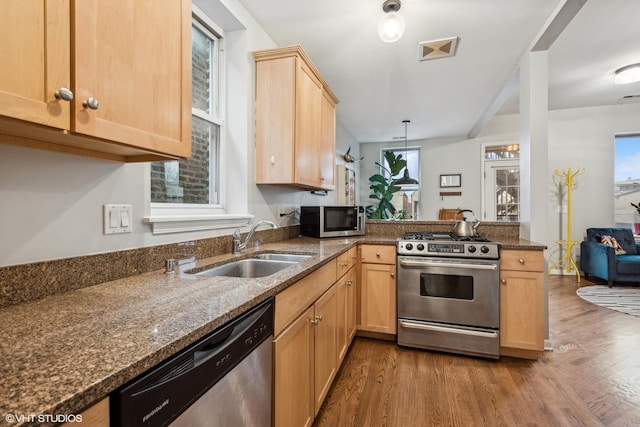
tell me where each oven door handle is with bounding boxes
[399,259,498,270]
[399,320,499,338]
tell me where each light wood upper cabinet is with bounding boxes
[319,90,336,189]
[500,249,545,355]
[0,0,71,130]
[0,0,192,162]
[254,45,338,190]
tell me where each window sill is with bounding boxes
[144,213,254,235]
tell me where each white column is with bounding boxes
[519,51,549,243]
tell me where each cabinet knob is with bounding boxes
[346,280,353,286]
[83,97,100,110]
[376,252,381,257]
[341,262,348,267]
[501,279,507,285]
[54,87,74,102]
[310,318,319,325]
[519,258,525,265]
[390,272,395,278]
[351,256,356,259]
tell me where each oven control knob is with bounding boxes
[416,243,424,251]
[405,243,413,251]
[467,245,477,253]
[481,245,490,254]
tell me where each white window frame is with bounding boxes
[481,142,520,222]
[145,5,252,234]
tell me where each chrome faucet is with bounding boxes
[233,220,277,254]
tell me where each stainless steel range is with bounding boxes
[396,231,501,359]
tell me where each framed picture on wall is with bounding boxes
[440,174,461,188]
[337,164,356,205]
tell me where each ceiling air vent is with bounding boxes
[418,37,459,61]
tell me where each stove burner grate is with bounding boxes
[401,231,492,243]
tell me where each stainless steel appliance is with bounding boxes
[397,232,500,359]
[112,298,274,426]
[300,205,365,238]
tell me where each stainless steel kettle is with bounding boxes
[452,209,481,237]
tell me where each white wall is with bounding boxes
[0,0,359,267]
[359,102,640,263]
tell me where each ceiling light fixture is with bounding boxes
[392,120,419,188]
[614,63,640,85]
[378,0,405,43]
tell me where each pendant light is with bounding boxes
[393,120,419,188]
[378,0,405,43]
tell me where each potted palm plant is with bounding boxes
[366,150,406,219]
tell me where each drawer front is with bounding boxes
[275,259,337,336]
[501,250,544,272]
[359,244,396,265]
[337,247,358,278]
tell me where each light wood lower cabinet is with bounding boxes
[274,259,339,427]
[336,266,357,364]
[359,245,397,335]
[313,286,338,414]
[273,305,315,427]
[61,397,109,427]
[500,249,545,356]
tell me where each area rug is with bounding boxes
[576,285,640,317]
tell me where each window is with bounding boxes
[483,144,520,221]
[614,134,640,234]
[382,147,420,219]
[150,10,224,208]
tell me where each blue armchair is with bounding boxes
[580,228,640,287]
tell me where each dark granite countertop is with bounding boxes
[0,236,396,426]
[0,234,542,425]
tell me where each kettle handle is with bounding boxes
[454,209,473,220]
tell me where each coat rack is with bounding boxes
[548,166,585,281]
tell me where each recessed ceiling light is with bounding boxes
[614,63,640,85]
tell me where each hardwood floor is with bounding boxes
[313,276,640,427]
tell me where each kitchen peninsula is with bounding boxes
[0,223,545,426]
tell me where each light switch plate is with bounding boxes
[103,204,133,234]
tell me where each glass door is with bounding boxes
[484,161,520,221]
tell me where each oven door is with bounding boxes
[397,256,500,329]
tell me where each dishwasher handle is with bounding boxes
[193,300,271,368]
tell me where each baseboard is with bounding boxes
[544,339,553,351]
[548,268,582,276]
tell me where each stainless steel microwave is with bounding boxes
[300,206,366,238]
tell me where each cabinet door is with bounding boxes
[336,267,357,364]
[72,0,191,157]
[319,90,336,189]
[346,268,358,343]
[274,306,314,427]
[0,0,70,129]
[500,270,544,350]
[294,59,322,187]
[360,263,397,334]
[255,57,296,184]
[313,285,338,415]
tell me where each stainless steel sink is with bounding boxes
[251,253,313,262]
[190,252,314,278]
[192,259,292,278]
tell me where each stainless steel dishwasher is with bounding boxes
[111,297,274,427]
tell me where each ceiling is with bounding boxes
[237,0,640,143]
